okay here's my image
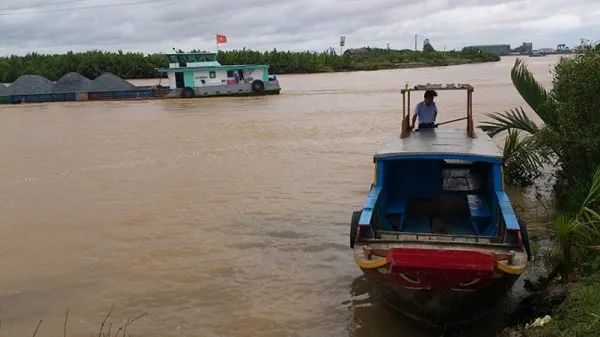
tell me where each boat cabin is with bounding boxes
[155,52,271,89]
[357,84,521,243]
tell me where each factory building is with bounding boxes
[464,44,511,55]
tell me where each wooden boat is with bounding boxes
[349,83,531,328]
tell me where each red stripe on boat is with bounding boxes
[386,248,497,291]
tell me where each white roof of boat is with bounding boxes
[375,128,503,160]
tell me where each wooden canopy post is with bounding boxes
[407,90,411,127]
[467,88,475,138]
[401,87,409,138]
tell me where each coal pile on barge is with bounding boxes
[5,72,138,95]
[0,84,9,96]
[53,72,92,93]
[8,75,55,96]
[88,73,137,92]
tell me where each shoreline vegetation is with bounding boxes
[481,42,600,337]
[0,45,499,83]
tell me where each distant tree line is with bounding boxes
[0,46,500,83]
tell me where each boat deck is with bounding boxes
[375,128,503,161]
[386,193,493,236]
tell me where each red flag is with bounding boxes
[216,34,227,44]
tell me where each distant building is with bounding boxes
[520,42,533,54]
[465,44,511,55]
[343,48,369,55]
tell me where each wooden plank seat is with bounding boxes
[467,194,492,235]
[385,194,408,231]
[467,194,490,218]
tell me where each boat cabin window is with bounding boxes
[168,55,179,63]
[177,55,187,67]
[226,70,235,78]
[209,71,216,79]
[196,54,217,62]
[185,54,197,62]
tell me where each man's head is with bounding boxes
[424,90,437,104]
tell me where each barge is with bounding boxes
[0,51,281,105]
[349,83,531,328]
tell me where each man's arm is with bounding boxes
[434,106,438,123]
[411,104,419,129]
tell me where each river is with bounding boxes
[0,55,561,337]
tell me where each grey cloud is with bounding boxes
[0,0,598,56]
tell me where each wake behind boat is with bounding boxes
[349,83,530,328]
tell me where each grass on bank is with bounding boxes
[506,274,600,337]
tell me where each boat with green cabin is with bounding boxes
[154,51,281,98]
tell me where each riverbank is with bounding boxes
[486,45,600,337]
[499,273,600,337]
[319,58,498,72]
[0,47,499,83]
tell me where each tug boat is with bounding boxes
[154,51,281,98]
[349,83,530,328]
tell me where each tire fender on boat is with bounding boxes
[181,87,196,98]
[518,218,532,261]
[251,79,265,92]
[350,211,361,249]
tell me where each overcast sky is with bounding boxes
[0,0,598,56]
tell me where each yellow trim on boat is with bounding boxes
[496,262,527,275]
[353,254,388,269]
[373,162,377,186]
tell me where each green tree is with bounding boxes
[423,40,436,53]
[0,47,499,83]
[479,46,600,208]
[479,44,600,282]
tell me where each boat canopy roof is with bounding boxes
[166,53,218,63]
[156,64,269,73]
[375,128,503,162]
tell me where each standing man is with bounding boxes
[411,90,438,130]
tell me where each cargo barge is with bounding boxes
[0,51,281,105]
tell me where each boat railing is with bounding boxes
[400,83,475,138]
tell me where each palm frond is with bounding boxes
[581,207,600,223]
[579,168,600,213]
[554,213,575,252]
[479,106,540,137]
[511,58,550,119]
[501,130,547,185]
[503,130,544,168]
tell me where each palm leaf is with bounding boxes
[580,168,600,212]
[511,58,550,119]
[571,167,600,231]
[502,130,545,169]
[479,106,540,137]
[581,207,600,223]
[553,214,576,281]
[500,130,548,185]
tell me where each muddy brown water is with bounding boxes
[0,56,561,337]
